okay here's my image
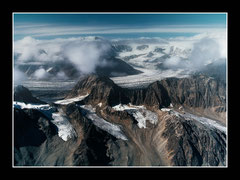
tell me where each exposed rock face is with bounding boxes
[14,85,46,104]
[159,75,226,123]
[199,59,226,84]
[161,114,226,166]
[14,102,128,166]
[14,74,226,166]
[128,81,171,108]
[67,74,225,121]
[95,57,142,77]
[160,75,226,109]
[66,75,172,109]
[66,75,130,107]
[14,107,58,165]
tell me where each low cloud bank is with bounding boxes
[33,68,50,79]
[162,33,226,71]
[14,36,113,78]
[14,32,226,80]
[14,67,27,84]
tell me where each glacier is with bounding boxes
[111,67,189,88]
[54,94,89,105]
[52,111,77,141]
[160,108,226,133]
[79,105,128,141]
[13,101,77,141]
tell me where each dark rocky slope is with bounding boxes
[14,85,46,104]
[14,75,226,166]
[67,74,226,122]
[160,75,226,123]
[161,112,226,166]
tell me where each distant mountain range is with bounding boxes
[15,37,226,84]
[16,56,142,80]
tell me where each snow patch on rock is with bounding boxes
[13,101,54,119]
[161,107,226,133]
[79,105,128,141]
[52,111,77,141]
[112,103,158,128]
[54,94,89,105]
[13,101,50,110]
[13,101,77,141]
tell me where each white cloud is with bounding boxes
[164,56,181,67]
[162,32,226,70]
[14,67,27,84]
[189,37,221,67]
[56,71,68,80]
[14,36,113,75]
[14,23,226,38]
[14,30,227,78]
[33,68,50,79]
[63,40,111,74]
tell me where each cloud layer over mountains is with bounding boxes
[14,32,226,82]
[14,36,112,73]
[163,35,226,70]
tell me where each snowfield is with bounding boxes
[13,101,77,141]
[79,105,128,141]
[160,108,226,133]
[13,101,50,110]
[111,67,189,88]
[54,94,89,105]
[112,103,158,128]
[52,111,77,141]
[17,80,76,91]
[13,101,54,119]
[110,41,193,88]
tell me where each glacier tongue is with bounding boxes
[161,108,226,133]
[54,94,89,105]
[13,101,77,141]
[110,67,189,88]
[52,111,77,141]
[79,105,128,141]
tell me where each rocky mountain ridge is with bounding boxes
[67,74,226,123]
[13,74,227,166]
[14,85,46,104]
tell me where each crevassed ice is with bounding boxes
[110,68,189,89]
[80,105,128,141]
[131,111,146,128]
[178,111,226,133]
[13,101,77,141]
[161,108,226,133]
[54,94,89,105]
[112,103,158,129]
[52,112,77,141]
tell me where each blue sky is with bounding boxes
[13,13,227,40]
